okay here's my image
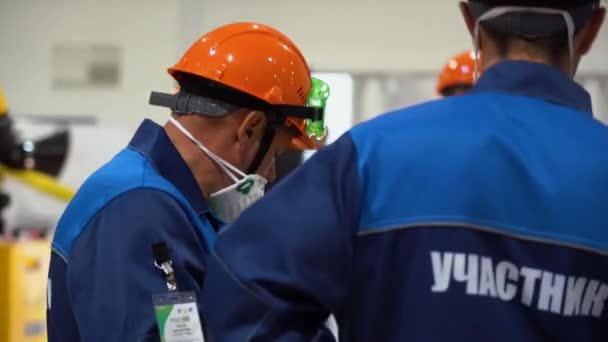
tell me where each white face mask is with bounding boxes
[169,117,268,223]
[473,6,576,80]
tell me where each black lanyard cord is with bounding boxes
[152,242,177,292]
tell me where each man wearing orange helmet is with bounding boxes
[47,22,327,342]
[436,51,481,97]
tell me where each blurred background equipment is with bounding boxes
[0,85,75,235]
[0,240,49,342]
[21,131,70,178]
[0,86,75,342]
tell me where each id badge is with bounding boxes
[153,291,204,342]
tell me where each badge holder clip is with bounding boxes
[151,242,205,342]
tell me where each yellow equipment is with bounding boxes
[0,166,75,342]
[0,86,8,115]
[0,170,74,342]
[0,83,75,342]
[0,171,74,342]
[0,240,50,342]
[0,166,76,202]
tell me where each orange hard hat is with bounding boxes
[153,22,324,151]
[436,51,482,96]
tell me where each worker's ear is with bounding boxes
[236,110,267,153]
[575,7,606,56]
[460,2,476,40]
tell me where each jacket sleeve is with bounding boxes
[203,133,362,341]
[47,251,80,342]
[66,188,209,342]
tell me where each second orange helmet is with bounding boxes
[436,51,482,97]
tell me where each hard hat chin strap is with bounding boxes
[246,122,277,174]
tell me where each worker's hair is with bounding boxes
[482,26,571,62]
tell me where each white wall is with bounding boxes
[0,0,178,124]
[355,73,608,123]
[190,0,608,73]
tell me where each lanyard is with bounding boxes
[152,242,177,292]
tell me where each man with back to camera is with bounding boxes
[45,22,329,341]
[201,1,608,341]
